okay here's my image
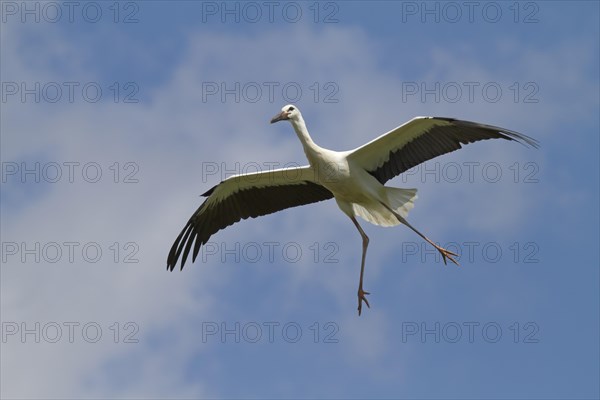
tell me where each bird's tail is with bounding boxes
[386,187,418,219]
[351,187,418,227]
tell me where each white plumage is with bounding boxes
[168,105,538,315]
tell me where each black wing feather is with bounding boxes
[369,118,539,184]
[167,181,333,271]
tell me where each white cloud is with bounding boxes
[2,15,595,399]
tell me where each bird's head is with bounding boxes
[270,104,300,124]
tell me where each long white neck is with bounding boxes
[290,115,321,162]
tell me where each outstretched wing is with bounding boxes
[348,117,539,184]
[167,166,333,271]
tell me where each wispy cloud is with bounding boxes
[2,4,598,398]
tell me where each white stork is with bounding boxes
[167,105,538,315]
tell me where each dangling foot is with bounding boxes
[377,203,460,268]
[357,287,370,316]
[434,245,459,266]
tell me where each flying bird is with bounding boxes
[167,105,538,315]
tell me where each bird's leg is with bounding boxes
[379,202,459,266]
[350,216,370,315]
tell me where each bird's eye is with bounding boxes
[287,106,295,112]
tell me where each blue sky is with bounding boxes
[1,1,598,399]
